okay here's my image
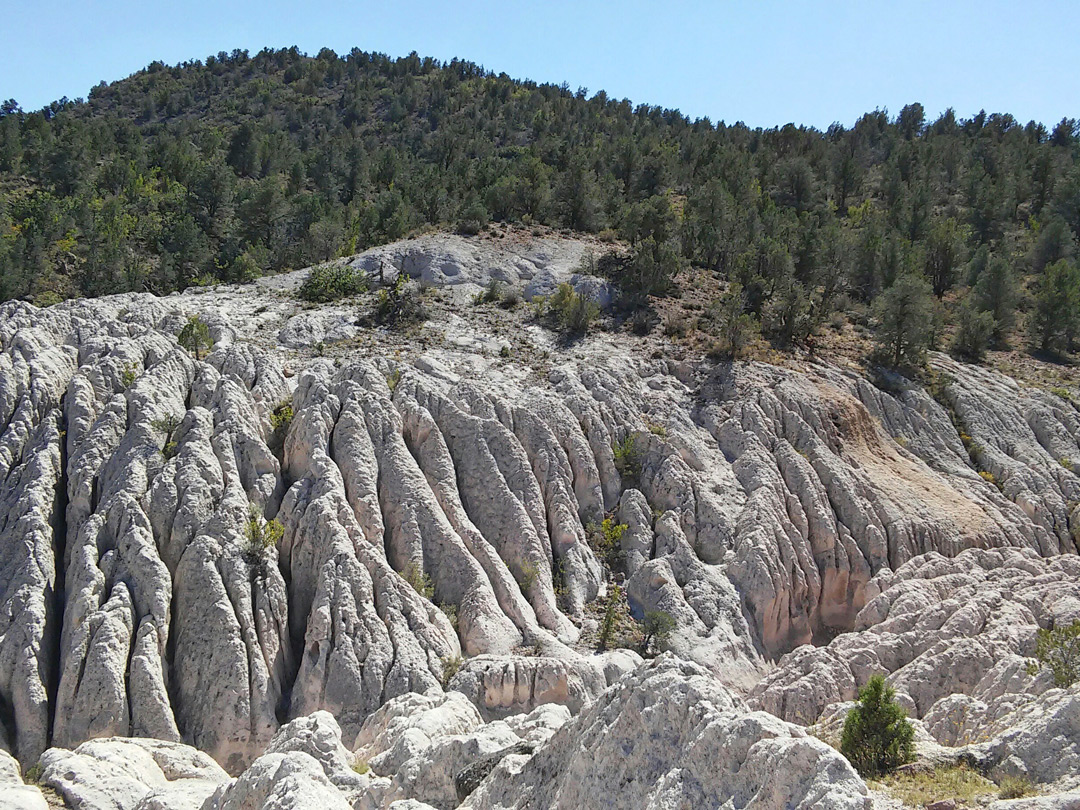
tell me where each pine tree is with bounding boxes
[840,675,916,778]
[873,274,936,369]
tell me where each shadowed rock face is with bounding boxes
[1,236,1079,803]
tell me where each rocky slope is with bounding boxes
[1,231,1079,807]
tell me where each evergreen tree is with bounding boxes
[873,274,936,369]
[840,675,916,778]
[1030,259,1080,354]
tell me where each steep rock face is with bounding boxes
[461,655,872,809]
[1,234,1079,777]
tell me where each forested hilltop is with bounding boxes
[2,46,1079,364]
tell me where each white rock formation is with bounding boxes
[461,654,873,809]
[2,233,1080,802]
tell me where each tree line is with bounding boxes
[1,46,1079,363]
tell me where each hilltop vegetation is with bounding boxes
[2,47,1079,363]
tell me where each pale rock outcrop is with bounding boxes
[750,548,1080,731]
[446,655,607,721]
[3,234,1080,788]
[0,749,48,810]
[37,737,229,810]
[461,655,873,809]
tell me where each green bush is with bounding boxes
[998,775,1035,800]
[244,506,284,562]
[587,516,628,570]
[120,363,139,388]
[298,263,367,302]
[151,414,182,435]
[402,562,434,599]
[640,610,676,654]
[178,315,214,360]
[517,560,539,594]
[1027,619,1080,687]
[548,282,600,335]
[598,584,623,651]
[613,434,642,486]
[840,675,916,778]
[374,274,427,328]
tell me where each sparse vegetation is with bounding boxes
[120,362,139,388]
[298,262,368,302]
[178,315,214,360]
[547,282,600,336]
[517,560,539,595]
[613,434,642,487]
[243,505,284,562]
[23,762,43,784]
[351,759,370,775]
[373,274,427,328]
[840,674,916,778]
[997,775,1035,800]
[871,763,996,808]
[441,653,462,687]
[639,609,676,654]
[269,400,293,451]
[151,414,182,435]
[439,602,459,632]
[1027,619,1080,687]
[402,561,434,599]
[587,516,628,571]
[386,367,402,392]
[597,584,623,651]
[161,441,179,460]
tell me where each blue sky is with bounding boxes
[2,0,1077,129]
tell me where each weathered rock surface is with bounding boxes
[3,233,1080,803]
[461,654,873,809]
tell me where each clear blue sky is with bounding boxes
[2,0,1076,129]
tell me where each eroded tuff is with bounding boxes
[1,236,1079,796]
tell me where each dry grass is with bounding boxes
[869,764,997,808]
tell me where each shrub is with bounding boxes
[374,274,427,328]
[151,414,182,435]
[34,291,63,307]
[998,775,1035,800]
[178,315,214,360]
[161,441,179,460]
[269,401,293,451]
[244,506,284,562]
[587,517,628,570]
[548,282,600,336]
[1028,619,1080,687]
[439,602,459,631]
[441,654,463,686]
[402,562,434,599]
[474,279,503,305]
[640,610,676,654]
[500,286,522,309]
[386,368,402,392]
[23,762,43,783]
[645,420,667,437]
[120,363,139,388]
[598,584,623,651]
[952,298,995,361]
[456,200,489,235]
[351,759,370,775]
[298,263,367,302]
[613,434,642,486]
[517,560,539,594]
[840,674,916,778]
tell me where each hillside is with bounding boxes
[0,234,1079,808]
[2,47,1080,371]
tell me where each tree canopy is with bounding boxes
[1,47,1078,362]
